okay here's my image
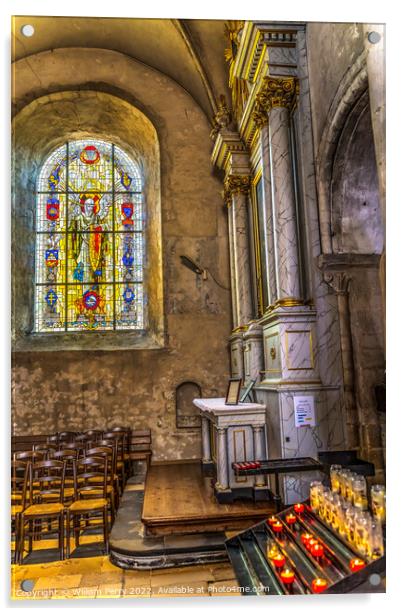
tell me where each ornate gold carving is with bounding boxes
[270,346,276,361]
[210,95,232,141]
[224,175,251,204]
[252,104,269,128]
[255,76,299,116]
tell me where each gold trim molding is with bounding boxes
[252,76,299,128]
[223,174,251,203]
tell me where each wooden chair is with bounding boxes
[58,431,78,442]
[86,446,118,521]
[11,460,29,564]
[19,460,66,563]
[103,432,126,489]
[66,456,109,557]
[83,430,103,442]
[128,429,152,474]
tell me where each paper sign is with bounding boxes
[294,396,316,428]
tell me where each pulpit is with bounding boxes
[193,397,269,503]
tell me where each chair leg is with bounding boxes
[19,515,25,565]
[103,507,109,554]
[74,515,80,548]
[65,511,70,559]
[59,514,64,561]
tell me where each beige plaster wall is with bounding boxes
[12,48,232,460]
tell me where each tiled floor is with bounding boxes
[11,554,240,599]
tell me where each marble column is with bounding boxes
[227,202,239,329]
[259,122,278,305]
[224,175,253,327]
[216,427,229,490]
[201,416,212,463]
[255,77,301,303]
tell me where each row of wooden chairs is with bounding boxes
[12,455,113,564]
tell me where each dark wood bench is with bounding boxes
[128,429,152,468]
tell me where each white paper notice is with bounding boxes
[294,396,316,428]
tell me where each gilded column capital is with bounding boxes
[223,174,251,204]
[255,76,299,114]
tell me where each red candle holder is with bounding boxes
[349,558,365,573]
[301,532,313,546]
[306,538,318,552]
[272,521,283,533]
[311,578,328,594]
[294,503,305,514]
[267,516,278,527]
[272,553,285,569]
[280,569,295,585]
[311,543,324,558]
[286,513,297,525]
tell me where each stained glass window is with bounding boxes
[34,139,144,332]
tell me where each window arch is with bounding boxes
[34,138,144,332]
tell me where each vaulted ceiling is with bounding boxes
[12,16,232,122]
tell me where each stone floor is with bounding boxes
[11,554,240,599]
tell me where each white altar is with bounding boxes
[193,397,269,503]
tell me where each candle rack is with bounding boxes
[225,502,385,595]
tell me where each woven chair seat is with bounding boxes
[11,504,23,516]
[69,498,107,512]
[23,502,64,516]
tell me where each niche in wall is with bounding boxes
[176,381,202,429]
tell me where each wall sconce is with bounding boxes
[179,255,229,289]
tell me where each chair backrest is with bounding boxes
[14,450,45,464]
[47,434,60,445]
[86,446,115,476]
[29,460,66,505]
[32,444,58,459]
[58,431,77,441]
[108,427,131,453]
[74,456,107,499]
[58,441,86,455]
[103,432,125,457]
[11,460,30,509]
[83,430,103,441]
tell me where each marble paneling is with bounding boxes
[269,106,301,300]
[243,322,264,383]
[295,29,344,389]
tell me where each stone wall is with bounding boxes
[306,23,385,476]
[12,48,232,460]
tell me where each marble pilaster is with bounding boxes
[227,202,239,329]
[260,123,278,306]
[229,330,244,379]
[229,180,253,327]
[201,415,212,464]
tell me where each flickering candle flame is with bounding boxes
[286,513,297,525]
[311,543,324,558]
[294,503,305,513]
[301,532,313,546]
[280,568,295,585]
[307,538,318,552]
[349,558,365,572]
[267,515,278,527]
[272,521,283,533]
[272,553,286,569]
[311,578,328,593]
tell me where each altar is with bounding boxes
[193,397,269,503]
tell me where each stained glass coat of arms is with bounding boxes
[35,139,144,331]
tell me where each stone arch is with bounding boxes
[315,52,369,253]
[175,381,202,429]
[330,90,382,254]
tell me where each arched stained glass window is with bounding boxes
[34,139,144,332]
